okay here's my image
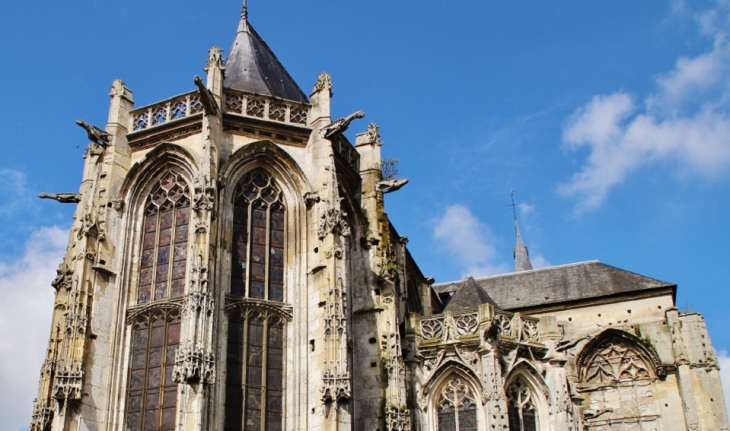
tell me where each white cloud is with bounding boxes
[0,227,67,431]
[0,169,29,217]
[720,350,730,418]
[559,3,730,214]
[433,204,510,277]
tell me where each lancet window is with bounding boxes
[137,172,190,304]
[436,377,478,431]
[507,378,537,431]
[125,307,181,431]
[225,169,286,431]
[230,169,285,302]
[225,309,284,431]
[125,172,190,431]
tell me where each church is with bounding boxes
[31,4,729,431]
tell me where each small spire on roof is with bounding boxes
[510,191,533,272]
[238,0,249,32]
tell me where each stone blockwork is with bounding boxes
[31,6,727,431]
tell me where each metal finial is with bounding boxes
[509,190,518,223]
[241,0,248,20]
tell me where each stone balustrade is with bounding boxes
[415,308,541,345]
[494,309,540,343]
[223,89,310,126]
[130,91,203,132]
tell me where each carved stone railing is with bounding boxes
[418,311,480,344]
[494,310,540,344]
[130,91,203,132]
[223,89,310,127]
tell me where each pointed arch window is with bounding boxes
[226,169,286,431]
[230,169,285,302]
[125,172,190,431]
[437,377,478,431]
[507,378,537,431]
[580,337,658,426]
[137,172,190,304]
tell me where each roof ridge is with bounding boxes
[433,260,601,287]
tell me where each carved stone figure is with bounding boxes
[322,110,365,139]
[38,193,81,203]
[377,178,409,194]
[76,120,112,146]
[193,75,219,116]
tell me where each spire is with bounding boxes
[225,1,308,103]
[238,0,248,32]
[510,191,533,272]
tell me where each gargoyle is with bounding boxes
[39,193,81,204]
[583,408,613,420]
[194,76,219,116]
[376,178,409,194]
[76,120,112,146]
[555,334,592,352]
[322,110,365,139]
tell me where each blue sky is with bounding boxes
[1,1,730,429]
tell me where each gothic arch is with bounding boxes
[216,141,309,431]
[426,367,484,431]
[119,143,199,209]
[112,146,198,431]
[219,140,311,203]
[504,363,550,431]
[576,329,660,382]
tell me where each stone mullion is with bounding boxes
[260,316,270,431]
[264,205,271,301]
[241,314,250,431]
[245,202,252,298]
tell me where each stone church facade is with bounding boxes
[31,6,729,431]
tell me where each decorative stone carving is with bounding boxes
[52,360,83,400]
[321,110,365,140]
[324,245,343,260]
[321,368,351,403]
[385,405,412,431]
[192,176,216,212]
[313,71,333,95]
[317,165,351,239]
[193,76,219,116]
[304,191,320,207]
[172,346,215,384]
[51,264,73,291]
[205,46,224,71]
[29,400,53,431]
[38,193,81,204]
[367,122,383,146]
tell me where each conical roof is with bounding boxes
[224,8,308,103]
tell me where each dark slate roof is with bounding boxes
[433,261,675,311]
[225,15,308,103]
[443,276,498,313]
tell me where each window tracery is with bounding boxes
[138,172,190,304]
[507,378,537,431]
[125,308,181,431]
[436,377,478,431]
[226,169,286,431]
[230,169,285,302]
[125,172,190,431]
[583,341,653,383]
